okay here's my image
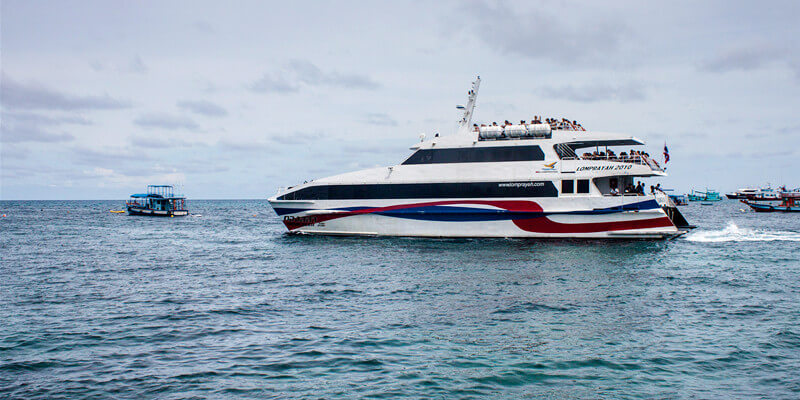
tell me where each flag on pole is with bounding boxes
[663,142,670,163]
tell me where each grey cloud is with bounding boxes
[88,55,148,74]
[249,74,300,93]
[701,45,783,73]
[249,60,379,93]
[128,134,205,149]
[192,20,215,34]
[4,112,92,126]
[269,131,326,145]
[134,113,199,130]
[217,139,275,152]
[460,1,625,64]
[288,60,379,89]
[0,111,88,143]
[1,123,74,143]
[1,75,130,111]
[72,146,153,166]
[177,100,228,117]
[128,55,148,74]
[701,43,800,79]
[538,82,646,103]
[363,113,398,126]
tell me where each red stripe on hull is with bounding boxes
[512,216,675,233]
[281,200,676,234]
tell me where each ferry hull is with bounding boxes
[269,197,684,239]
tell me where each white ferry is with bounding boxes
[268,77,691,239]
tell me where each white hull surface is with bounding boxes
[270,196,683,239]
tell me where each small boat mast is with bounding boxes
[456,76,481,134]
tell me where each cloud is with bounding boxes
[700,43,800,79]
[72,146,153,166]
[363,112,398,126]
[269,131,326,145]
[0,124,74,143]
[128,134,205,149]
[537,82,646,103]
[176,100,228,117]
[250,74,300,93]
[4,112,92,126]
[133,113,199,130]
[217,139,275,152]
[88,55,148,74]
[192,21,215,34]
[459,1,626,65]
[0,111,89,143]
[249,60,379,93]
[1,75,130,111]
[288,60,379,89]
[127,55,148,74]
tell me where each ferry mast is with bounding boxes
[457,76,480,134]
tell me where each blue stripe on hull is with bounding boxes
[272,199,662,222]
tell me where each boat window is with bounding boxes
[561,180,574,194]
[577,179,590,194]
[402,145,544,165]
[277,181,559,200]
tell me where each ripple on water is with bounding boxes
[1,200,800,398]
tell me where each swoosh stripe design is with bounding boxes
[279,199,673,233]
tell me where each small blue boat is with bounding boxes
[126,185,189,217]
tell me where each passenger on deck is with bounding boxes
[625,183,634,194]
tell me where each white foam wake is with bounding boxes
[685,221,800,242]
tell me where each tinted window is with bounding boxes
[402,146,544,165]
[277,181,558,200]
[561,180,574,194]
[577,179,590,193]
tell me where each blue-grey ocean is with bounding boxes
[2,200,800,399]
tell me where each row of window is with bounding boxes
[402,145,545,165]
[277,180,597,201]
[561,179,591,194]
[278,181,559,200]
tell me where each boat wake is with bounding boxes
[685,221,800,242]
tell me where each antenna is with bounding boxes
[457,76,480,134]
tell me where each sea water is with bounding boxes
[1,200,799,398]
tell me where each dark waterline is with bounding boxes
[2,200,799,398]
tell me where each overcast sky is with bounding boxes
[2,0,799,199]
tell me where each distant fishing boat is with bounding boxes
[687,189,722,202]
[741,192,800,212]
[126,185,188,217]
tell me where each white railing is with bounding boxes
[576,153,663,171]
